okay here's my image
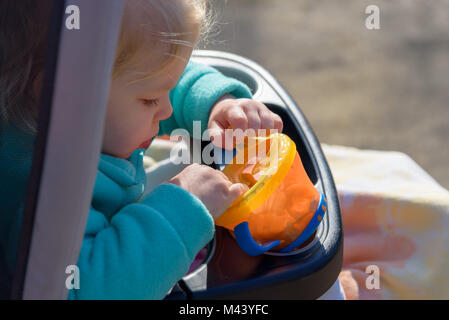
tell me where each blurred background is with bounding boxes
[206,0,449,189]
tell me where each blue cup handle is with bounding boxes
[233,193,327,255]
[234,222,281,256]
[277,193,327,253]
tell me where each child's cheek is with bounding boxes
[101,125,132,159]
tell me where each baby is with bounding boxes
[0,0,282,299]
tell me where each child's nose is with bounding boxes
[155,97,173,122]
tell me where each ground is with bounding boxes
[207,0,449,189]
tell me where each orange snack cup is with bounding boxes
[215,133,327,255]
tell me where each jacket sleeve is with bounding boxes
[68,183,214,300]
[158,61,253,137]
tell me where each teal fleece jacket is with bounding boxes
[0,61,252,299]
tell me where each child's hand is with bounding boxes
[208,94,283,149]
[167,163,248,219]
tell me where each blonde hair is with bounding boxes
[113,0,212,82]
[0,0,213,135]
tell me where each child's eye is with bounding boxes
[142,98,159,106]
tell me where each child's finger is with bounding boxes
[272,113,283,132]
[258,110,275,130]
[209,120,225,148]
[245,109,261,130]
[209,120,236,150]
[228,183,249,200]
[209,119,225,136]
[226,107,248,131]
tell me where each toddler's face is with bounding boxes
[102,47,192,159]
